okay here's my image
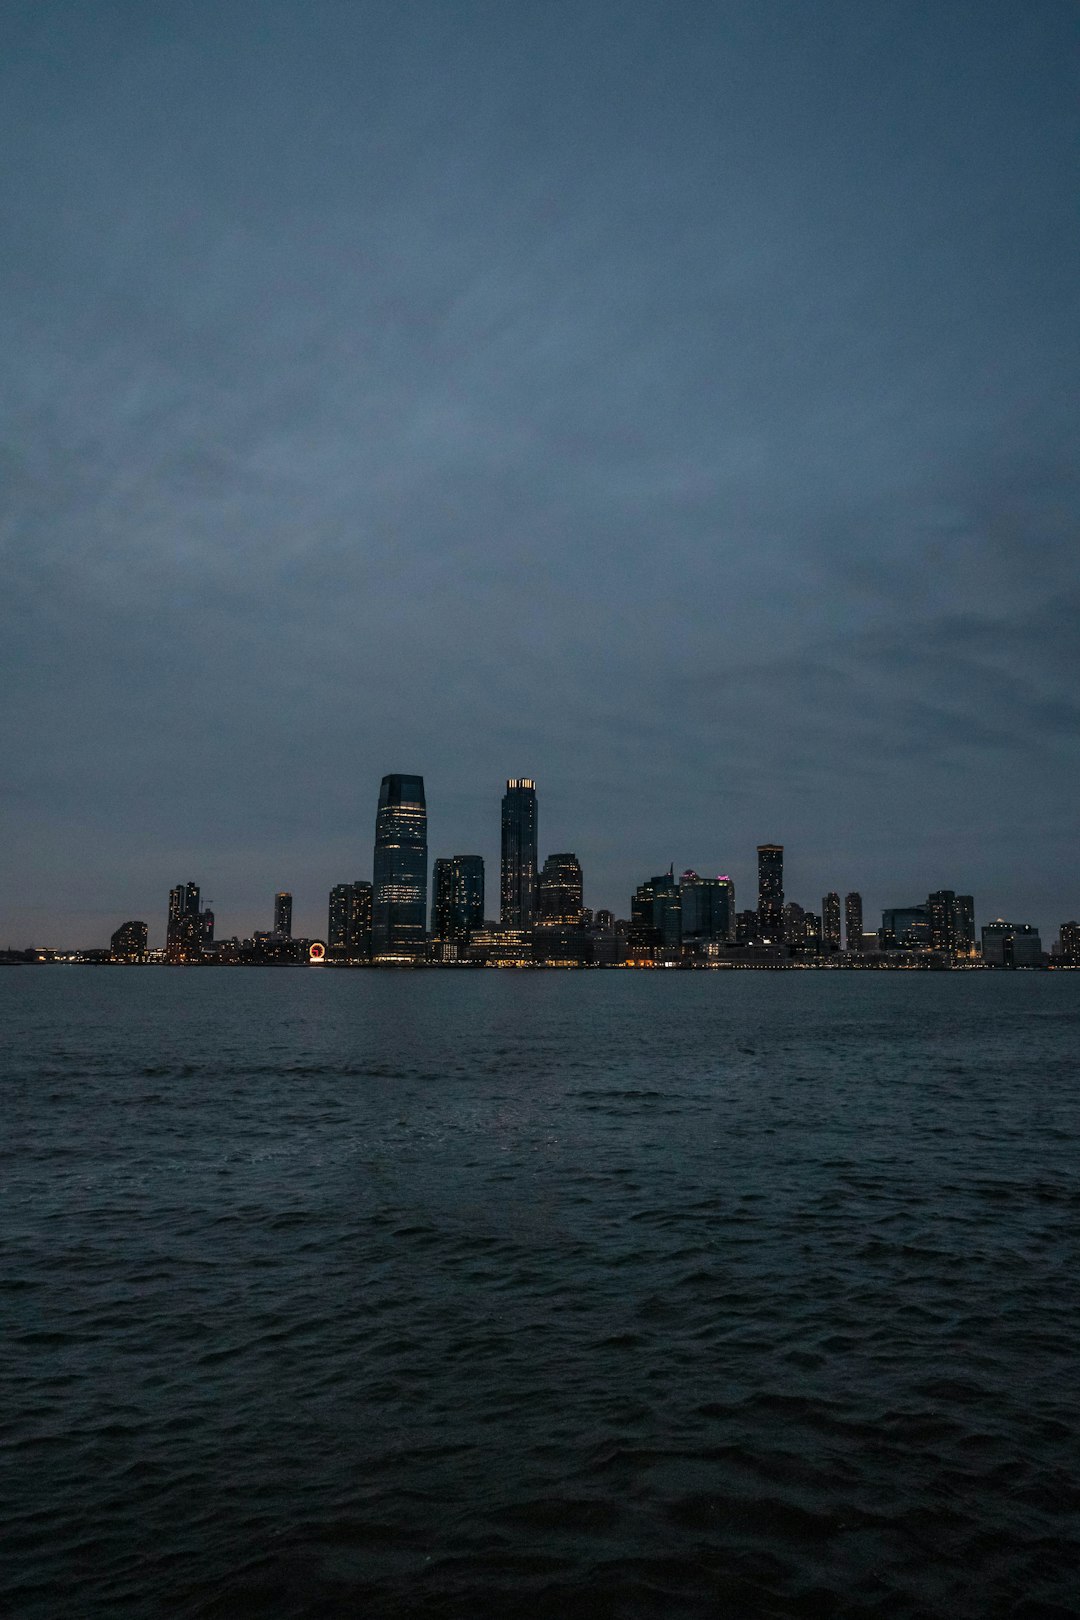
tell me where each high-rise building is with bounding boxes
[782,900,805,947]
[501,779,538,928]
[629,870,681,951]
[1058,921,1080,966]
[184,881,200,918]
[844,892,863,952]
[167,881,203,957]
[981,921,1042,968]
[734,908,757,944]
[927,890,956,953]
[274,892,293,938]
[538,853,583,925]
[168,885,185,932]
[822,892,841,949]
[202,908,214,945]
[329,881,373,960]
[880,906,931,950]
[953,894,976,957]
[594,909,615,935]
[372,774,428,961]
[756,845,784,940]
[680,873,735,943]
[431,856,485,943]
[110,920,147,961]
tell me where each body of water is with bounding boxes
[2,969,1078,1617]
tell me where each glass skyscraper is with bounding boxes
[274,891,292,938]
[501,779,538,928]
[537,853,583,924]
[372,774,428,961]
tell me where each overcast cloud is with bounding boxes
[2,0,1078,944]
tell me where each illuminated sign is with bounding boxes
[309,941,326,962]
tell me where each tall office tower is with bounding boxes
[927,890,956,953]
[501,779,538,927]
[680,873,735,943]
[431,856,485,943]
[538,853,584,924]
[202,908,214,945]
[1059,921,1080,966]
[184,881,201,917]
[629,870,681,951]
[168,882,201,952]
[845,892,863,952]
[756,845,784,939]
[953,894,975,957]
[274,892,293,938]
[372,774,428,960]
[822,892,842,949]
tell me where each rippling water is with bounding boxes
[3,969,1079,1618]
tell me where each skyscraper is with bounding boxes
[680,873,735,943]
[329,881,373,960]
[822,892,841,949]
[756,845,784,940]
[845,892,863,952]
[274,891,293,938]
[501,779,538,928]
[538,853,583,924]
[927,890,956,953]
[431,856,485,943]
[372,774,428,960]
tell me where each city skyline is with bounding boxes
[3,4,1078,946]
[4,768,1070,954]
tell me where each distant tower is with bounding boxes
[328,881,373,960]
[756,845,784,940]
[538,853,584,924]
[501,779,538,928]
[372,775,428,960]
[845,892,863,952]
[822,892,841,949]
[274,891,293,938]
[184,881,200,917]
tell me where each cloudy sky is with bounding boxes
[3,0,1078,946]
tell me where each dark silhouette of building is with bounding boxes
[822,892,841,949]
[630,869,681,952]
[735,908,757,944]
[981,921,1042,968]
[372,774,428,960]
[538,853,583,924]
[756,845,784,940]
[1058,921,1080,965]
[202,909,214,945]
[110,920,147,961]
[184,881,200,917]
[880,906,931,950]
[501,779,538,927]
[274,892,293,938]
[431,856,485,943]
[329,881,373,960]
[844,892,863,952]
[594,909,615,934]
[680,873,734,944]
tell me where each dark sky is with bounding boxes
[3,0,1078,947]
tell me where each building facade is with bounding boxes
[537,852,584,925]
[756,845,784,940]
[328,881,373,960]
[372,774,428,960]
[431,855,485,944]
[844,892,863,952]
[981,921,1042,967]
[501,779,538,928]
[680,873,735,944]
[822,891,841,949]
[110,920,148,961]
[274,892,293,938]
